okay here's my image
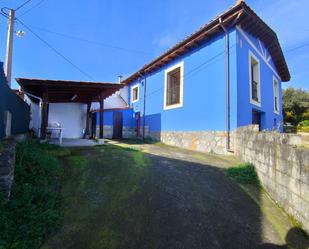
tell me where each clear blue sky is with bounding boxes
[0,0,308,89]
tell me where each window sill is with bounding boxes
[250,99,261,107]
[164,103,183,110]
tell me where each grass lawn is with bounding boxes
[42,144,158,249]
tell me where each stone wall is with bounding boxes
[234,125,309,233]
[148,131,232,155]
[0,140,17,200]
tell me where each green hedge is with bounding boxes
[0,141,65,249]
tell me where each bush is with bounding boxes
[225,163,260,185]
[297,120,309,133]
[0,141,64,249]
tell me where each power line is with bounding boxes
[15,0,32,11]
[16,17,96,81]
[285,42,309,53]
[26,25,152,55]
[144,46,232,98]
[18,0,46,17]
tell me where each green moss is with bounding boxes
[42,144,157,249]
[225,163,260,185]
[66,155,88,171]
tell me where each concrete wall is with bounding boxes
[27,100,41,137]
[0,62,30,138]
[236,27,283,131]
[235,125,309,233]
[95,125,148,139]
[48,103,87,138]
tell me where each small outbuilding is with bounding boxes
[17,78,123,141]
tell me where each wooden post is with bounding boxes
[85,102,91,138]
[41,90,49,139]
[99,93,104,139]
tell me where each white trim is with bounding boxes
[249,51,261,107]
[273,76,280,115]
[164,61,184,110]
[266,55,272,63]
[131,84,139,103]
[236,25,281,81]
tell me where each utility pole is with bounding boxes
[5,9,15,87]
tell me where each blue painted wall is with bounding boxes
[127,28,284,133]
[236,28,283,131]
[0,62,30,138]
[129,30,238,133]
[96,108,135,127]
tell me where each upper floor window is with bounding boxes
[249,52,261,106]
[164,62,184,110]
[273,77,279,114]
[131,84,139,103]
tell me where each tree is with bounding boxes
[282,87,309,125]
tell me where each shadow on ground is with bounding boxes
[41,140,309,249]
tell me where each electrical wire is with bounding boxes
[285,42,309,53]
[26,25,153,55]
[15,0,32,11]
[18,0,46,17]
[143,46,233,99]
[16,17,96,81]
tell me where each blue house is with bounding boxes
[101,1,289,154]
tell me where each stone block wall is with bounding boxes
[148,131,232,155]
[235,125,309,233]
[0,140,17,200]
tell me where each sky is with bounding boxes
[0,0,308,90]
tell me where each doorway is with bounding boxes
[113,111,123,139]
[252,110,261,131]
[90,112,97,138]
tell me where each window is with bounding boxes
[164,62,184,110]
[249,52,261,106]
[273,77,279,114]
[131,84,139,103]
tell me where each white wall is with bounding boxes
[91,86,129,111]
[48,103,86,138]
[27,99,41,137]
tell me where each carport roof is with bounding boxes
[16,78,124,103]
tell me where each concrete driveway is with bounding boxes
[42,140,309,249]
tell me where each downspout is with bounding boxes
[138,72,147,140]
[219,18,231,152]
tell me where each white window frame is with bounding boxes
[249,51,261,107]
[273,76,280,115]
[131,84,139,103]
[164,61,184,110]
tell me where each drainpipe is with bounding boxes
[219,18,231,152]
[139,72,147,140]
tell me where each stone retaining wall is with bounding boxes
[149,131,232,155]
[0,140,17,200]
[235,125,309,233]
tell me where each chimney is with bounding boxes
[236,0,244,5]
[117,75,123,84]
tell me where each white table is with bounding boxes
[47,127,64,145]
